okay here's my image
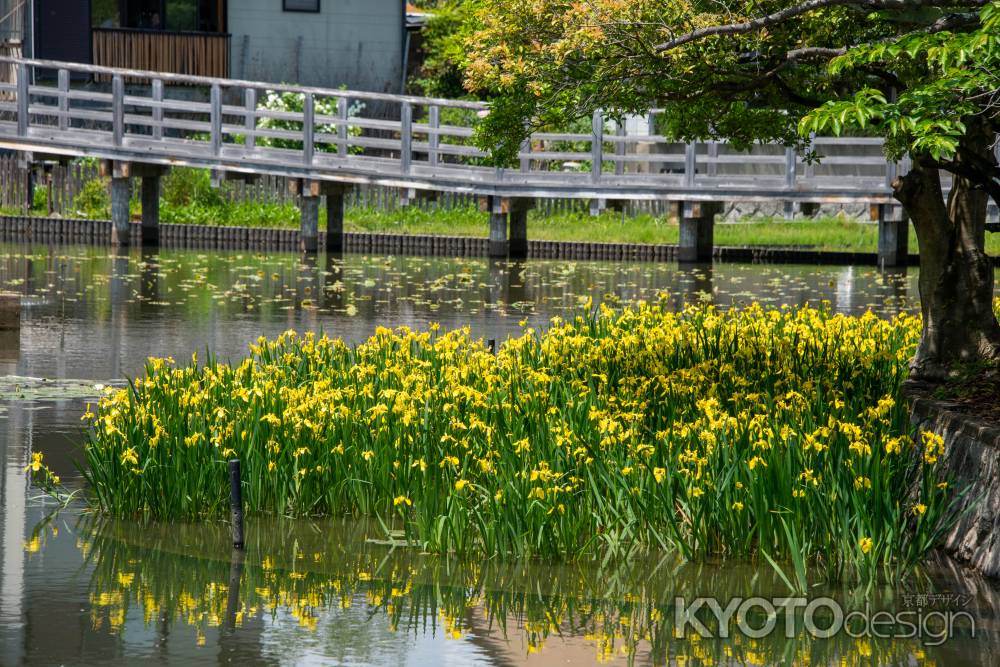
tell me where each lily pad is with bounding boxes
[0,375,122,402]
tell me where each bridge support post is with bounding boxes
[129,165,169,246]
[488,196,509,258]
[876,203,909,268]
[678,201,720,263]
[325,185,347,254]
[300,196,320,253]
[140,177,160,245]
[110,176,132,247]
[292,179,324,253]
[508,198,534,259]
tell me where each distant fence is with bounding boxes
[0,155,100,213]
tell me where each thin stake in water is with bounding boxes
[225,548,245,630]
[229,459,245,549]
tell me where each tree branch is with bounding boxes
[928,156,1000,208]
[654,0,987,52]
[785,46,848,61]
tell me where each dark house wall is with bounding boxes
[33,0,92,64]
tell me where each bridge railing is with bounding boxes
[0,56,901,199]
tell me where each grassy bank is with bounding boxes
[36,302,964,582]
[11,196,980,254]
[13,167,1000,254]
[349,205,942,253]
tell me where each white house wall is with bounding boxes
[229,0,404,93]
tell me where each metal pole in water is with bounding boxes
[229,459,244,549]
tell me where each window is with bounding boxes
[284,0,320,12]
[92,1,225,32]
[92,0,120,28]
[167,0,198,32]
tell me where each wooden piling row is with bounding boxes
[0,215,938,266]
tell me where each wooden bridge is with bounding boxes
[0,56,916,265]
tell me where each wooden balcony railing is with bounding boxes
[92,28,229,80]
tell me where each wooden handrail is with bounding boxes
[0,55,908,204]
[0,55,487,109]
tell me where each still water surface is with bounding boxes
[0,243,997,665]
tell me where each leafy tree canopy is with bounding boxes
[464,1,1000,379]
[410,1,484,99]
[465,0,1000,196]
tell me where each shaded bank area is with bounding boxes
[905,380,1000,580]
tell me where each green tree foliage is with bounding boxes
[410,1,484,98]
[465,1,1000,378]
[465,1,1000,174]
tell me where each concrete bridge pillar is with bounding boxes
[105,162,169,247]
[487,197,534,258]
[300,195,320,253]
[325,185,347,254]
[508,198,534,259]
[678,201,721,262]
[110,176,131,247]
[877,203,909,268]
[134,164,170,246]
[291,179,324,253]
[140,176,160,245]
[487,197,509,258]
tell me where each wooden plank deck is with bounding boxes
[0,55,903,205]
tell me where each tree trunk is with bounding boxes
[893,125,1000,380]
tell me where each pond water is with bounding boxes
[1,242,998,665]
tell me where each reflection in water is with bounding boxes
[15,513,991,666]
[677,263,714,305]
[0,242,943,383]
[0,395,28,667]
[1,242,998,665]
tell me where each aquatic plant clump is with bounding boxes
[80,302,954,575]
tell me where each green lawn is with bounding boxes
[347,206,1000,255]
[7,200,1000,255]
